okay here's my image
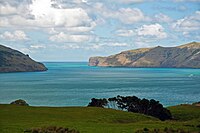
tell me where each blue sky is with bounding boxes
[0,0,199,61]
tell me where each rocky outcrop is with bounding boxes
[89,42,200,68]
[0,44,47,72]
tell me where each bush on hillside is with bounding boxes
[135,127,192,133]
[88,95,172,121]
[10,99,29,106]
[88,98,108,108]
[24,126,79,133]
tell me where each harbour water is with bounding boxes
[0,62,199,107]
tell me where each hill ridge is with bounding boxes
[89,42,200,68]
[0,44,47,72]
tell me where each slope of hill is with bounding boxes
[0,44,47,72]
[0,104,200,133]
[89,42,200,68]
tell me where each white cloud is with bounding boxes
[55,41,128,51]
[30,45,46,49]
[92,3,146,24]
[89,0,145,4]
[136,23,167,39]
[0,18,10,27]
[0,0,96,32]
[173,0,200,2]
[20,48,32,54]
[1,0,199,59]
[29,0,93,27]
[61,44,81,49]
[0,4,17,15]
[116,0,145,4]
[0,30,29,41]
[48,28,58,34]
[83,42,129,51]
[154,13,172,23]
[66,21,96,33]
[105,42,129,47]
[49,32,93,43]
[172,11,200,32]
[116,29,134,37]
[117,8,145,24]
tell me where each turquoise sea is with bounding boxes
[0,62,200,107]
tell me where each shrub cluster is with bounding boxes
[88,98,108,108]
[10,99,29,106]
[135,127,195,133]
[88,95,172,121]
[24,126,79,133]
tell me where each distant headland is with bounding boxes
[89,42,200,68]
[0,44,47,73]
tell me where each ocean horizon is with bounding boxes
[0,62,199,107]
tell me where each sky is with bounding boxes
[0,0,200,61]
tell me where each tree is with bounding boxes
[88,95,172,120]
[88,98,108,108]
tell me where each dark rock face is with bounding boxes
[0,44,47,72]
[10,99,29,106]
[89,42,200,68]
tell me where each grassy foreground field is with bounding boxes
[0,104,200,133]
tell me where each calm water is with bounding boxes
[0,62,200,107]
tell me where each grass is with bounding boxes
[0,104,200,133]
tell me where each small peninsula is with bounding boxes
[0,44,47,73]
[89,42,200,68]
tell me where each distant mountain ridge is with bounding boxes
[0,44,47,72]
[89,42,200,68]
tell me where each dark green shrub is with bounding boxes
[24,126,80,133]
[136,128,192,133]
[108,95,172,120]
[10,99,29,106]
[88,98,108,108]
[88,95,172,120]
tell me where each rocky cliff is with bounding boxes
[0,44,47,72]
[89,42,200,68]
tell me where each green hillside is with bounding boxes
[0,104,200,133]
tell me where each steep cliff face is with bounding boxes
[0,44,47,72]
[89,42,200,68]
